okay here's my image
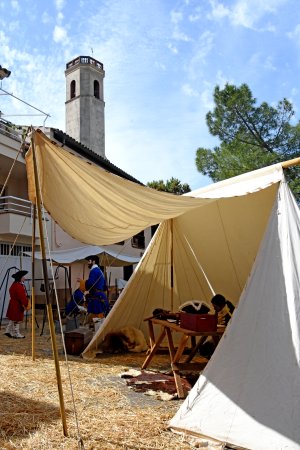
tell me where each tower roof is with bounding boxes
[65,56,104,73]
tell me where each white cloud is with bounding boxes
[53,25,68,44]
[287,24,300,40]
[231,1,256,28]
[154,61,166,71]
[189,13,201,22]
[215,70,232,88]
[185,30,214,79]
[55,0,65,11]
[11,0,19,11]
[248,52,276,72]
[41,11,51,24]
[188,6,202,22]
[8,20,19,31]
[209,0,229,20]
[182,83,199,97]
[291,87,298,96]
[172,29,191,42]
[200,84,215,110]
[167,43,178,54]
[261,23,276,32]
[263,56,276,71]
[170,10,183,24]
[170,8,192,43]
[209,0,287,30]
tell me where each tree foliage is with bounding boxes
[147,177,191,195]
[196,83,300,198]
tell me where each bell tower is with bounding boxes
[65,56,105,157]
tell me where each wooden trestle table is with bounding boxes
[141,317,225,398]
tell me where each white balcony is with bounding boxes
[0,196,49,241]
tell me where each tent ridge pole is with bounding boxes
[281,157,300,168]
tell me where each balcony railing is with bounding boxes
[0,119,24,142]
[0,196,49,220]
[0,196,33,217]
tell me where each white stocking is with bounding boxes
[4,320,14,336]
[13,322,25,339]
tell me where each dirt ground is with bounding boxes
[0,316,224,450]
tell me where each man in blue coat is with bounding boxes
[84,254,109,319]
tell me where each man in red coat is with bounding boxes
[5,270,29,339]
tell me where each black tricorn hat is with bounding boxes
[12,270,28,281]
[85,255,99,264]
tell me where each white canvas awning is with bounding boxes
[26,130,210,245]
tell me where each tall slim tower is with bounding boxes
[65,56,105,157]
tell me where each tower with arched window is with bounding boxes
[65,56,105,157]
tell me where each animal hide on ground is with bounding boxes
[100,326,148,354]
[121,369,192,400]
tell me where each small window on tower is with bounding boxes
[70,80,76,99]
[94,80,100,99]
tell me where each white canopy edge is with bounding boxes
[187,163,284,198]
[24,245,140,266]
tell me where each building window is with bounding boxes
[70,80,76,99]
[94,80,100,99]
[0,243,31,256]
[131,231,145,249]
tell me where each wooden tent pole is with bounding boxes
[31,204,36,361]
[281,157,300,168]
[170,219,174,311]
[31,136,68,437]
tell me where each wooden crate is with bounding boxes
[65,327,93,355]
[180,312,217,332]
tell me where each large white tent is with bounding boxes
[26,130,300,449]
[169,180,300,450]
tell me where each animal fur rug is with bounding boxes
[120,369,192,401]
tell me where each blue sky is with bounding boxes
[0,0,300,189]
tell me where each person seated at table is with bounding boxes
[199,293,235,358]
[211,294,235,326]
